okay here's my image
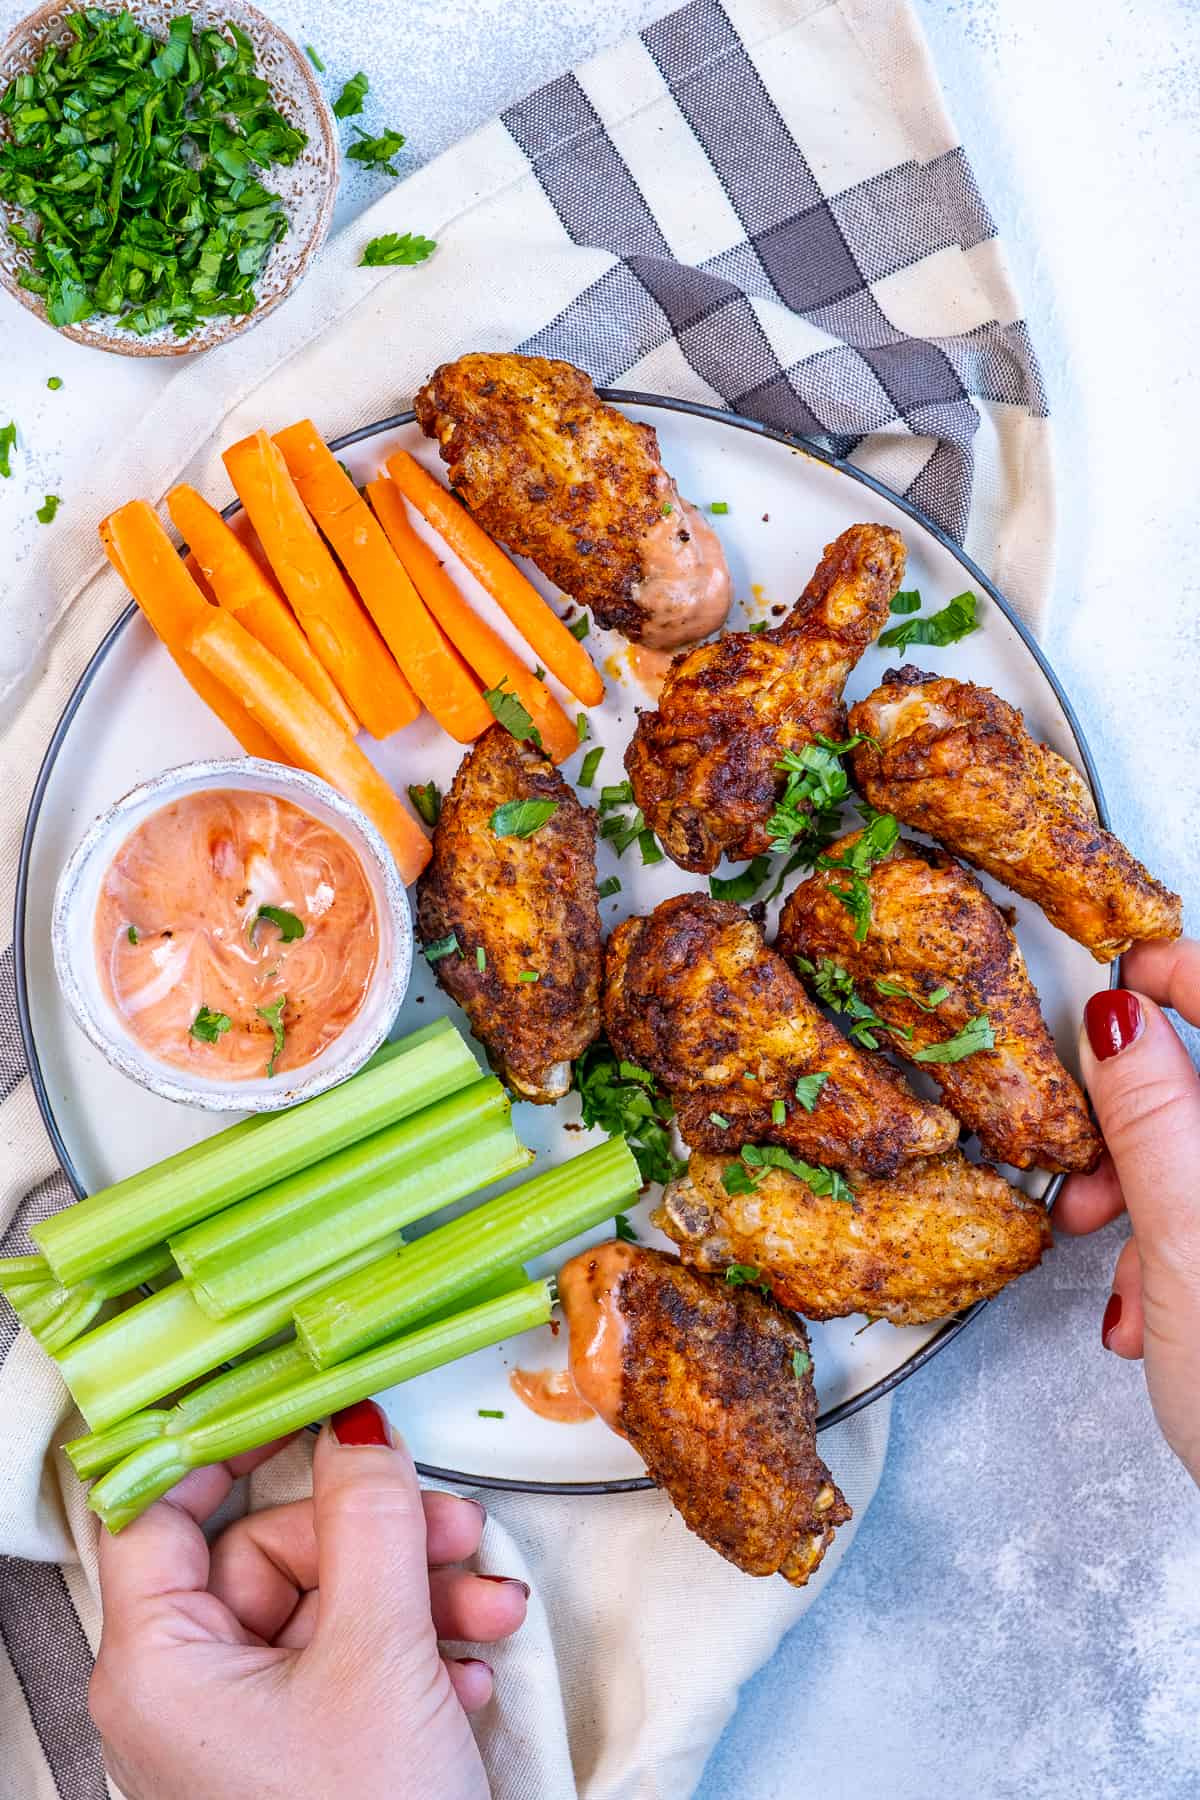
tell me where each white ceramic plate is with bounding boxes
[16,396,1109,1491]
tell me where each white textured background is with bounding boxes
[1,1,1197,1796]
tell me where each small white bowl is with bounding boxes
[51,758,413,1113]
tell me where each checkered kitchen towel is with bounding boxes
[0,1,1051,1795]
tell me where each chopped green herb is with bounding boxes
[567,612,590,641]
[879,590,979,651]
[576,712,590,743]
[767,735,873,858]
[360,232,436,266]
[251,905,305,945]
[741,1144,854,1204]
[407,781,441,828]
[793,1072,828,1112]
[597,875,621,900]
[637,828,664,867]
[795,956,914,1051]
[614,1213,639,1244]
[771,1098,787,1126]
[814,813,900,941]
[475,946,487,974]
[725,1263,770,1294]
[748,620,768,634]
[47,376,62,391]
[709,1112,731,1129]
[533,665,546,682]
[578,746,603,789]
[337,460,355,483]
[36,494,60,524]
[517,970,540,983]
[709,501,729,514]
[709,856,772,903]
[332,70,368,118]
[721,1163,759,1196]
[304,44,325,71]
[911,1013,995,1063]
[190,1006,231,1044]
[574,1040,685,1188]
[661,501,673,516]
[347,126,406,175]
[477,1408,505,1419]
[600,782,634,810]
[599,802,645,857]
[889,590,922,615]
[256,994,287,1077]
[874,977,950,1012]
[126,925,139,945]
[0,423,14,478]
[423,932,459,963]
[482,679,542,749]
[490,798,560,839]
[792,1346,812,1380]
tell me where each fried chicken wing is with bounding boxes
[625,524,905,873]
[658,1150,1052,1326]
[560,1241,850,1583]
[777,833,1102,1172]
[604,893,957,1176]
[414,353,731,647]
[849,667,1182,962]
[416,727,601,1101]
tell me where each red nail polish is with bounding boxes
[478,1574,530,1599]
[1085,990,1143,1061]
[1101,1292,1123,1348]
[332,1399,390,1446]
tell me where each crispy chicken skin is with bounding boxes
[559,1241,850,1583]
[625,524,906,873]
[604,894,957,1176]
[849,668,1183,963]
[658,1151,1053,1326]
[777,833,1103,1173]
[414,353,730,646]
[416,727,601,1101]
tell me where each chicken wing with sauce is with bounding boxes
[560,1241,850,1583]
[849,667,1182,962]
[777,832,1102,1172]
[416,727,601,1101]
[414,353,731,648]
[625,523,905,873]
[658,1150,1052,1326]
[604,894,957,1177]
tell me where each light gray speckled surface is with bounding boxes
[1,0,1197,1795]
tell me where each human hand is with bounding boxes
[89,1401,529,1800]
[1056,938,1200,1485]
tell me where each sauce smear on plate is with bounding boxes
[95,789,377,1079]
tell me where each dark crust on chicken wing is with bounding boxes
[604,893,957,1176]
[575,1243,850,1584]
[849,667,1182,963]
[625,524,905,872]
[777,833,1103,1172]
[414,352,670,639]
[416,727,601,1101]
[658,1151,1053,1325]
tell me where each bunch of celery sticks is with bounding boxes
[0,1020,638,1531]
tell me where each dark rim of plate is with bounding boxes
[13,391,1115,1497]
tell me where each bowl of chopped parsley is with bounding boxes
[0,2,337,353]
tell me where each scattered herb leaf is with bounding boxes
[360,231,436,266]
[423,932,459,963]
[347,126,406,175]
[771,1098,787,1125]
[567,612,590,640]
[637,828,664,866]
[911,1013,995,1063]
[256,994,287,1076]
[793,1072,828,1112]
[332,70,368,118]
[190,1005,231,1044]
[792,1347,812,1380]
[879,590,979,651]
[709,1112,731,1129]
[597,875,622,899]
[475,945,486,973]
[0,422,14,477]
[517,970,540,983]
[661,500,673,516]
[767,735,873,858]
[490,798,559,839]
[874,977,950,1011]
[578,746,603,788]
[126,925,139,945]
[574,1040,685,1187]
[483,679,542,749]
[47,376,62,391]
[304,44,324,71]
[576,711,590,743]
[889,590,922,615]
[709,501,729,514]
[36,494,60,524]
[614,1212,639,1243]
[721,1163,759,1196]
[478,1408,505,1419]
[814,813,900,941]
[794,954,909,1050]
[407,781,441,828]
[709,855,772,902]
[725,1263,770,1294]
[741,1144,854,1203]
[251,904,304,944]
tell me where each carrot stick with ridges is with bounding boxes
[168,484,360,735]
[101,504,286,765]
[223,431,419,740]
[365,478,580,765]
[384,448,605,707]
[189,609,431,884]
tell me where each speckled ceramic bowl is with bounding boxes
[51,758,413,1112]
[0,0,337,356]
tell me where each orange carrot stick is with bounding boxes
[365,478,580,765]
[222,430,419,741]
[101,504,286,765]
[272,422,492,746]
[168,483,360,736]
[384,448,605,708]
[188,609,431,885]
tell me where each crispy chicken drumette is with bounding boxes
[849,667,1182,963]
[414,352,731,647]
[416,727,601,1101]
[559,1241,850,1583]
[604,893,957,1177]
[624,523,905,873]
[776,832,1103,1172]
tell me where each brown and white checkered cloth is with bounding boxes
[0,2,1052,1795]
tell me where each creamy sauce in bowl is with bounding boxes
[94,789,377,1079]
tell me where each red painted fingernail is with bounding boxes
[332,1399,390,1446]
[1085,990,1143,1061]
[1101,1292,1123,1348]
[478,1574,530,1599]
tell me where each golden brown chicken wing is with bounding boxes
[414,353,731,647]
[625,523,905,873]
[658,1150,1052,1326]
[604,894,957,1176]
[560,1240,850,1583]
[849,667,1182,962]
[776,833,1103,1172]
[416,727,601,1101]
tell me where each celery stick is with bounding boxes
[295,1136,638,1369]
[34,1022,478,1285]
[0,1254,50,1289]
[89,1281,553,1532]
[3,1243,177,1355]
[174,1077,531,1318]
[58,1232,406,1432]
[64,1411,172,1481]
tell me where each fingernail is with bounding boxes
[1085,990,1143,1061]
[1101,1291,1123,1349]
[332,1399,390,1446]
[451,1656,493,1673]
[478,1574,530,1599]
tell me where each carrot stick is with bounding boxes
[101,504,286,765]
[168,484,360,736]
[188,609,431,884]
[272,422,492,745]
[222,431,419,740]
[365,478,580,765]
[384,449,605,708]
